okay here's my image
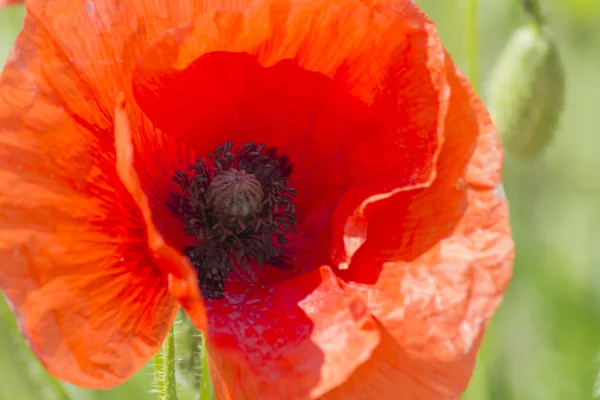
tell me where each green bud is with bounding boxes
[488,22,565,158]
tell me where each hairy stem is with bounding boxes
[154,325,178,400]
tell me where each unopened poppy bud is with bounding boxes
[488,22,565,158]
[207,168,264,217]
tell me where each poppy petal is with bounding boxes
[0,0,22,6]
[114,94,207,330]
[321,319,473,399]
[21,0,240,250]
[0,18,179,388]
[338,54,514,397]
[133,0,445,194]
[24,0,246,114]
[203,267,380,400]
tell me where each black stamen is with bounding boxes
[185,246,232,300]
[173,142,298,299]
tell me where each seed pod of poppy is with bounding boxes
[207,168,264,217]
[488,22,565,158]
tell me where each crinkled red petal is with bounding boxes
[204,266,380,399]
[338,54,514,397]
[0,17,179,388]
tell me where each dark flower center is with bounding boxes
[173,142,298,299]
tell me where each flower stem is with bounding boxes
[523,0,544,30]
[200,340,215,400]
[464,0,479,92]
[154,325,178,400]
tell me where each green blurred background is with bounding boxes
[1,0,599,399]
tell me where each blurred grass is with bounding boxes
[1,0,599,399]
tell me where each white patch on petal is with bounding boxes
[495,182,506,200]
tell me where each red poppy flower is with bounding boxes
[0,0,513,399]
[0,0,22,6]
